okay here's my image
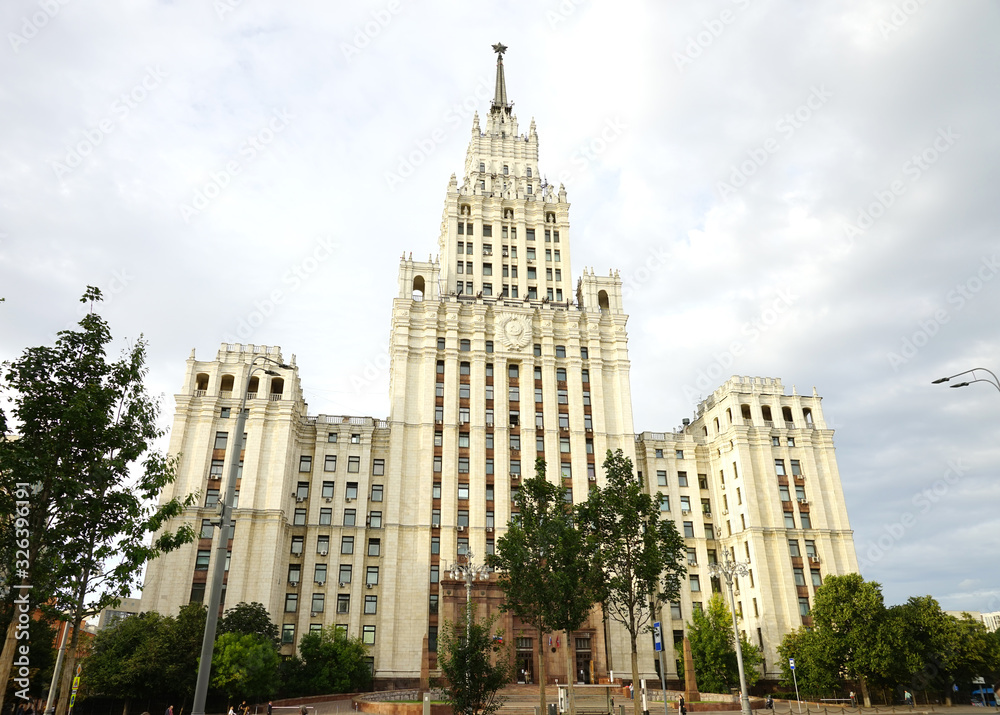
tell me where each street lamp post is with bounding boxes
[449,550,490,712]
[192,356,289,715]
[932,367,1000,395]
[709,552,752,715]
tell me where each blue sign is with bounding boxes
[789,658,796,670]
[653,622,663,652]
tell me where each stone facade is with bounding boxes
[140,48,858,687]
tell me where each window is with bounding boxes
[298,455,312,473]
[660,495,670,512]
[344,509,357,526]
[346,482,358,500]
[366,566,379,585]
[560,463,571,479]
[796,485,806,501]
[510,460,521,475]
[209,459,224,479]
[312,593,325,614]
[324,455,337,472]
[370,484,384,503]
[293,508,306,526]
[804,540,817,558]
[318,536,330,554]
[362,624,376,645]
[285,593,298,612]
[214,432,228,450]
[794,568,806,586]
[657,473,668,490]
[508,363,519,378]
[788,539,801,557]
[486,511,495,528]
[341,536,354,554]
[704,523,715,540]
[509,386,519,402]
[457,510,469,527]
[351,433,360,444]
[485,484,494,501]
[432,509,441,527]
[337,594,350,613]
[195,550,211,570]
[460,339,471,352]
[800,513,812,529]
[557,389,568,404]
[683,522,695,538]
[433,455,442,472]
[368,511,382,528]
[678,471,689,487]
[348,456,360,473]
[431,536,440,554]
[788,437,795,447]
[784,513,796,529]
[205,489,220,507]
[458,456,469,473]
[790,459,802,476]
[486,539,495,555]
[432,482,442,500]
[811,570,822,587]
[779,485,791,501]
[282,624,295,644]
[291,536,303,555]
[458,537,469,555]
[555,345,566,358]
[775,459,786,476]
[365,595,378,614]
[339,564,352,584]
[483,263,492,276]
[314,564,327,584]
[798,597,810,616]
[559,436,570,453]
[429,594,439,614]
[671,602,682,619]
[690,575,701,592]
[483,224,493,237]
[434,431,443,447]
[458,483,470,500]
[372,459,385,477]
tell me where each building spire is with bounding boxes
[491,42,510,115]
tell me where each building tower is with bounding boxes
[386,42,633,683]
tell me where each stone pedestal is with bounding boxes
[683,637,700,704]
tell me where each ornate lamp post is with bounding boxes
[192,355,290,715]
[449,550,490,637]
[932,367,1000,395]
[709,552,752,715]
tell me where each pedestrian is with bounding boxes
[267,703,272,715]
[165,705,174,715]
[300,707,309,715]
[849,691,856,708]
[766,695,773,711]
[629,683,634,700]
[228,706,235,715]
[904,691,912,707]
[680,696,687,715]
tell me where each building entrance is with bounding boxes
[516,637,534,683]
[575,636,592,684]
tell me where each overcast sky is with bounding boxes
[2,1,998,614]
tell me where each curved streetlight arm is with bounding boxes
[950,378,1000,395]
[932,367,1000,390]
[192,355,290,715]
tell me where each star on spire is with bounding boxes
[492,42,507,55]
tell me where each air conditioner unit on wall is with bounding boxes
[339,582,347,588]
[367,583,374,589]
[486,527,493,533]
[319,549,328,556]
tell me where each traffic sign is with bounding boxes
[789,658,796,670]
[653,622,663,652]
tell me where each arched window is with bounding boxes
[270,377,284,398]
[479,162,485,173]
[761,405,773,422]
[412,275,425,302]
[220,374,235,395]
[195,373,209,392]
[740,404,752,420]
[803,408,814,426]
[247,375,259,397]
[527,167,532,178]
[726,408,732,424]
[782,406,794,424]
[714,417,720,433]
[598,290,610,312]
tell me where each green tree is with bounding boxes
[211,632,281,704]
[161,603,208,710]
[777,627,842,697]
[807,574,893,706]
[83,611,165,712]
[285,626,372,695]
[490,459,602,715]
[0,288,195,715]
[219,602,279,645]
[436,604,511,715]
[688,593,763,693]
[579,449,686,715]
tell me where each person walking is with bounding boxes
[679,696,687,715]
[904,691,913,708]
[165,705,173,715]
[267,703,272,715]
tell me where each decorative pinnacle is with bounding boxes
[492,42,507,55]
[491,43,510,113]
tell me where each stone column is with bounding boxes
[683,637,700,705]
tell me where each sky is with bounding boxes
[1,1,998,614]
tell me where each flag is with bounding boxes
[548,636,552,647]
[556,636,561,648]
